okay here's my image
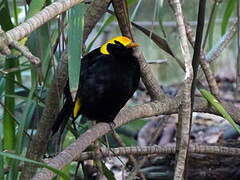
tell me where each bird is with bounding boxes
[52,36,141,134]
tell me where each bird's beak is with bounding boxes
[126,42,140,48]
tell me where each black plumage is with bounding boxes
[52,37,140,134]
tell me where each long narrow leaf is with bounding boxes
[3,58,16,151]
[68,4,86,98]
[9,87,37,179]
[221,0,236,35]
[13,58,23,85]
[200,89,240,134]
[207,3,218,50]
[12,0,18,25]
[156,0,167,38]
[0,117,3,179]
[130,0,143,21]
[26,0,47,18]
[0,78,6,97]
[42,29,59,86]
[102,162,116,180]
[87,15,116,51]
[0,151,70,180]
[0,1,14,31]
[132,22,175,57]
[38,24,52,82]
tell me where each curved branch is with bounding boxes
[6,0,84,42]
[75,144,240,161]
[32,96,240,180]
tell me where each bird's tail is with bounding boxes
[51,83,74,135]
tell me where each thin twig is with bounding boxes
[206,20,237,62]
[10,41,40,64]
[111,0,167,100]
[112,131,147,180]
[185,22,219,97]
[6,0,85,42]
[236,0,240,98]
[202,1,218,49]
[130,117,168,178]
[147,59,168,64]
[0,26,11,55]
[191,0,206,110]
[168,0,193,179]
[75,144,240,161]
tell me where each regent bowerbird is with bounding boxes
[52,36,141,134]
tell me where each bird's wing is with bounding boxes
[52,48,104,134]
[73,49,110,118]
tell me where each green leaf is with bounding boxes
[207,3,218,50]
[3,77,44,103]
[119,134,136,146]
[130,0,143,21]
[8,77,37,179]
[13,58,22,85]
[26,24,54,85]
[102,162,116,180]
[3,57,16,151]
[0,78,6,97]
[156,0,167,38]
[128,0,138,5]
[87,15,116,51]
[68,4,86,97]
[42,29,59,86]
[0,1,14,30]
[0,151,70,180]
[59,164,71,180]
[26,0,47,19]
[12,0,18,25]
[0,124,4,179]
[132,22,175,57]
[5,94,45,108]
[200,89,240,134]
[37,23,53,83]
[221,0,236,35]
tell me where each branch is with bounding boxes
[0,26,40,65]
[112,0,166,100]
[10,41,40,64]
[75,144,240,161]
[0,26,11,55]
[20,52,69,179]
[185,22,219,96]
[6,0,84,42]
[206,20,237,62]
[168,0,193,179]
[1,0,87,64]
[32,96,240,180]
[111,131,146,180]
[83,0,111,42]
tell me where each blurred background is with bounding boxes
[0,0,239,179]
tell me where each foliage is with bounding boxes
[0,0,238,179]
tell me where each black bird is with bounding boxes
[52,36,140,134]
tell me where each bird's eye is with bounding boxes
[114,40,123,46]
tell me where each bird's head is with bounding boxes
[100,36,139,55]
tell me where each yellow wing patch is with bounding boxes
[73,98,81,118]
[100,36,133,55]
